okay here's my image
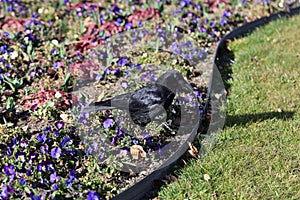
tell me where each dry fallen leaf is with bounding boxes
[130,145,146,159]
[60,113,72,123]
[188,142,199,158]
[204,174,211,181]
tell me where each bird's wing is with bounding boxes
[109,92,131,110]
[148,103,167,121]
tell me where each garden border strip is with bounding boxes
[111,6,300,200]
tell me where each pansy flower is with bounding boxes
[20,140,28,148]
[220,16,227,26]
[87,190,100,200]
[51,147,62,159]
[40,145,48,154]
[37,133,47,143]
[4,164,15,176]
[52,183,59,190]
[19,178,26,185]
[125,22,132,30]
[6,146,12,156]
[46,161,55,172]
[16,152,26,163]
[53,62,60,69]
[29,152,38,161]
[37,163,46,173]
[61,136,71,147]
[103,118,114,129]
[50,172,60,183]
[0,185,14,199]
[65,178,73,188]
[30,193,41,200]
[55,121,64,129]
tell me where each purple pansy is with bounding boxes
[6,147,12,156]
[51,147,62,159]
[103,118,114,129]
[53,62,60,69]
[87,190,100,200]
[50,172,60,183]
[4,165,15,176]
[31,13,38,18]
[55,121,64,129]
[51,48,57,54]
[110,4,122,14]
[69,169,76,180]
[12,136,19,145]
[26,169,32,176]
[220,16,227,26]
[40,145,48,154]
[29,70,36,78]
[61,136,71,147]
[46,162,55,172]
[37,163,46,173]
[125,22,132,30]
[53,129,59,137]
[52,183,59,190]
[19,178,26,185]
[65,178,73,188]
[30,193,41,200]
[223,10,232,17]
[0,185,14,199]
[118,57,128,67]
[29,152,37,161]
[37,133,47,143]
[20,140,28,148]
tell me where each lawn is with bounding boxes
[159,14,300,199]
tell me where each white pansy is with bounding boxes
[2,53,8,60]
[55,91,62,98]
[10,51,18,59]
[52,39,59,46]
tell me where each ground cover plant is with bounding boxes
[159,13,300,199]
[0,0,299,199]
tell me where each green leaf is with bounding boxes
[6,97,15,110]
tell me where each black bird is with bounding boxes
[83,70,193,129]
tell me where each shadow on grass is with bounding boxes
[225,111,295,127]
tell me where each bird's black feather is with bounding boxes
[83,70,192,128]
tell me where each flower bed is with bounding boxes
[0,1,299,199]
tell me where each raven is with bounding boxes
[83,70,193,129]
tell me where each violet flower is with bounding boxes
[103,118,114,129]
[51,147,62,159]
[4,165,15,176]
[16,152,26,163]
[50,172,60,183]
[37,163,47,173]
[55,121,64,129]
[37,133,47,143]
[19,178,26,185]
[118,57,128,66]
[87,190,100,200]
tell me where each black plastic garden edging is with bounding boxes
[111,6,300,200]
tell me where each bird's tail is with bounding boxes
[83,93,131,113]
[94,99,113,107]
[83,99,115,113]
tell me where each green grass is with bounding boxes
[159,15,300,199]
